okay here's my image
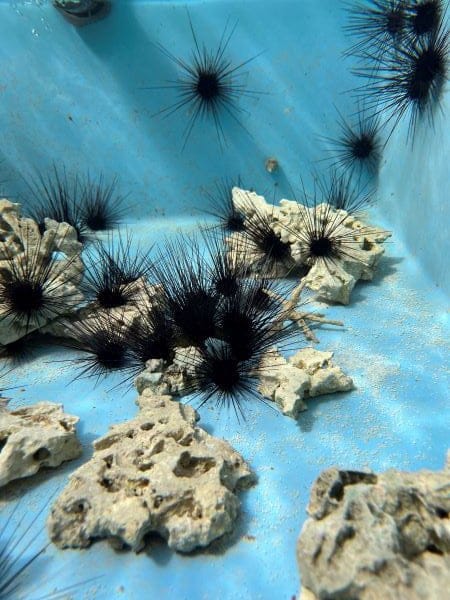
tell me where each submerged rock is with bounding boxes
[229,187,390,304]
[48,392,255,553]
[297,453,450,600]
[0,400,82,487]
[259,348,354,419]
[134,347,200,398]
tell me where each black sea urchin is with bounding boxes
[286,183,375,272]
[216,281,295,362]
[203,177,247,233]
[322,108,383,178]
[240,202,294,275]
[200,227,247,298]
[406,0,445,39]
[127,301,177,371]
[148,15,261,149]
[79,174,126,233]
[183,339,266,418]
[0,332,43,364]
[81,231,152,310]
[24,168,125,241]
[151,236,219,347]
[344,0,408,58]
[355,25,449,139]
[63,314,133,382]
[23,166,86,242]
[0,227,82,334]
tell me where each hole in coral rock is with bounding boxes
[72,500,88,513]
[329,480,344,501]
[140,422,154,431]
[58,419,71,432]
[103,454,114,468]
[0,437,8,453]
[33,447,50,461]
[427,544,443,556]
[138,462,154,472]
[173,452,216,478]
[100,477,114,490]
[153,495,164,509]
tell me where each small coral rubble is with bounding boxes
[0,400,82,487]
[259,348,354,419]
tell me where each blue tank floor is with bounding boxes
[1,213,448,600]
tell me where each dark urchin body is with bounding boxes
[63,314,133,382]
[240,203,295,275]
[150,236,219,347]
[183,339,267,419]
[200,227,248,298]
[127,300,178,373]
[149,16,261,149]
[0,227,82,334]
[322,108,383,178]
[81,231,152,309]
[285,185,378,272]
[203,177,247,233]
[406,0,445,39]
[354,24,449,140]
[343,0,409,58]
[79,174,126,233]
[215,280,295,362]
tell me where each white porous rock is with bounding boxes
[259,348,354,419]
[297,453,450,600]
[230,190,390,304]
[0,199,84,344]
[0,400,82,487]
[135,346,201,397]
[48,392,255,553]
[232,187,272,218]
[298,260,357,305]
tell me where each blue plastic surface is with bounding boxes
[0,1,449,599]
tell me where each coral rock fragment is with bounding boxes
[259,348,354,419]
[0,400,82,487]
[297,453,450,600]
[48,392,255,553]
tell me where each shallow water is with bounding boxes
[1,1,449,599]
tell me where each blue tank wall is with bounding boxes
[2,1,448,291]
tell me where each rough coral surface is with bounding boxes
[230,187,390,304]
[297,454,450,600]
[48,392,255,553]
[0,400,82,487]
[0,199,83,345]
[259,348,354,419]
